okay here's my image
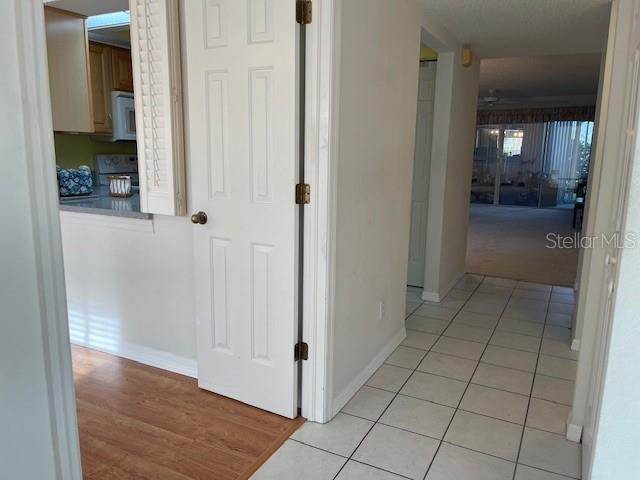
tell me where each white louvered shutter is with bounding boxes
[130,0,186,216]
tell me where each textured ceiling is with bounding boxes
[420,0,611,58]
[48,0,611,59]
[478,53,601,108]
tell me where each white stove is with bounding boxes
[94,154,139,187]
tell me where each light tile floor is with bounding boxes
[253,274,581,480]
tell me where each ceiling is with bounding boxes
[46,0,131,47]
[45,0,129,16]
[479,53,601,109]
[420,0,611,58]
[89,26,131,49]
[49,0,611,59]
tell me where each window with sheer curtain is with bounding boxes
[470,121,594,208]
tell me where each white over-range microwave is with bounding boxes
[111,90,136,141]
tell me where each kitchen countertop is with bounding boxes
[58,186,151,220]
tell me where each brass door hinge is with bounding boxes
[296,0,312,24]
[294,342,309,361]
[296,183,310,204]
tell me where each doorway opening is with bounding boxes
[42,0,304,477]
[407,46,437,289]
[466,54,602,287]
[254,0,612,475]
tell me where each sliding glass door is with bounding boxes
[471,127,500,204]
[471,120,594,208]
[540,121,594,208]
[498,124,545,207]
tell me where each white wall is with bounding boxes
[330,0,420,410]
[60,212,197,375]
[423,51,479,300]
[330,0,480,413]
[1,1,80,478]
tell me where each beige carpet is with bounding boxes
[465,204,579,286]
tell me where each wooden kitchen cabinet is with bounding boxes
[88,42,134,133]
[89,42,113,133]
[111,47,134,92]
[45,7,134,134]
[45,7,93,133]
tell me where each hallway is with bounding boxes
[466,205,580,286]
[254,274,579,480]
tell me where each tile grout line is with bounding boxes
[366,367,577,400]
[364,376,573,409]
[422,278,521,480]
[386,279,575,478]
[296,285,430,480]
[407,277,488,479]
[396,332,578,368]
[262,276,575,480]
[331,285,446,479]
[301,412,577,479]
[342,406,572,439]
[288,438,414,480]
[412,306,575,345]
[348,279,486,480]
[517,461,581,480]
[333,276,485,480]
[405,297,425,319]
[510,287,554,480]
[287,277,576,480]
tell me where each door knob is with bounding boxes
[191,211,208,225]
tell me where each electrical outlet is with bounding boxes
[378,299,386,321]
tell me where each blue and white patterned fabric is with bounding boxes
[57,165,93,196]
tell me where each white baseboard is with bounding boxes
[330,327,406,419]
[566,423,583,443]
[422,272,463,303]
[422,290,441,302]
[71,339,198,378]
[571,338,581,352]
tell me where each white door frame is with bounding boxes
[27,0,336,451]
[23,0,328,459]
[15,0,329,468]
[574,0,640,475]
[4,0,82,477]
[300,0,340,423]
[568,0,639,448]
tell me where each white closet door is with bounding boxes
[407,62,436,287]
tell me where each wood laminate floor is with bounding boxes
[72,346,304,479]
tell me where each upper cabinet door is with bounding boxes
[89,42,113,133]
[45,7,93,133]
[112,47,134,93]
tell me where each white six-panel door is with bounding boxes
[407,62,437,287]
[182,0,298,418]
